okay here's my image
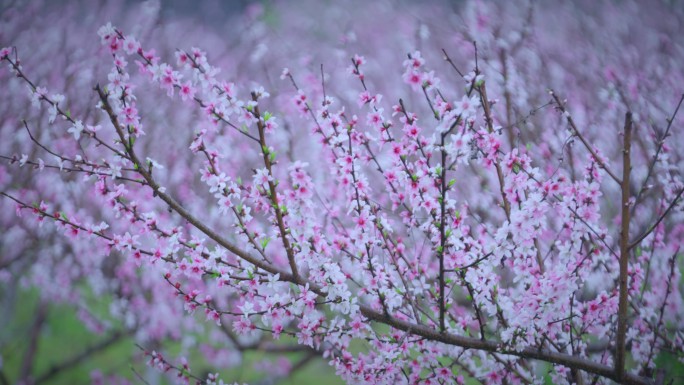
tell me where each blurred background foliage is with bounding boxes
[1,289,344,384]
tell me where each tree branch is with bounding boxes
[93,83,656,385]
[629,187,684,250]
[360,304,653,385]
[616,111,633,381]
[34,329,132,384]
[94,85,292,281]
[18,301,48,383]
[631,94,684,213]
[550,90,622,185]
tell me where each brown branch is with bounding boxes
[439,135,447,332]
[616,111,633,381]
[478,82,512,221]
[252,92,300,281]
[34,329,132,384]
[631,94,684,213]
[360,305,653,385]
[0,155,144,185]
[499,48,516,149]
[441,48,464,78]
[130,366,151,385]
[641,250,678,377]
[550,91,622,185]
[479,81,547,274]
[94,85,291,281]
[289,351,318,375]
[19,301,48,383]
[629,187,684,250]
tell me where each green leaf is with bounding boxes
[448,179,456,188]
[264,111,272,121]
[260,237,271,250]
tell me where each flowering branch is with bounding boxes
[3,3,683,383]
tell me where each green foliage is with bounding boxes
[1,289,343,384]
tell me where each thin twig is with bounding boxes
[629,187,684,250]
[19,301,48,382]
[631,94,684,212]
[550,90,622,185]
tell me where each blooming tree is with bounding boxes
[1,1,684,384]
